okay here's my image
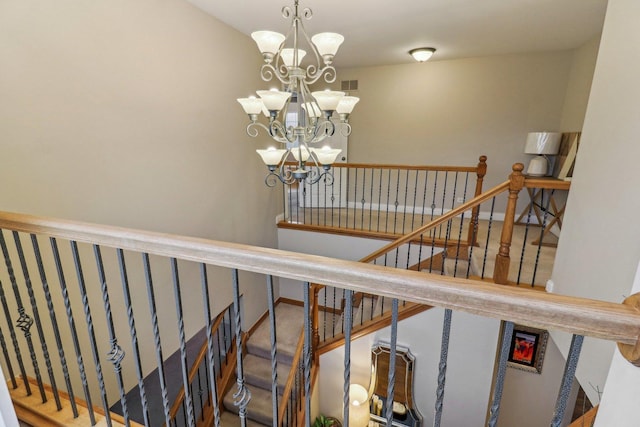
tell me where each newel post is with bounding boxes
[311,284,321,365]
[618,293,640,366]
[493,163,525,285]
[467,155,488,247]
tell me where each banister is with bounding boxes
[277,328,305,427]
[167,302,233,422]
[284,161,482,173]
[0,211,640,358]
[359,180,511,264]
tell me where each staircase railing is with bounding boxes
[280,156,487,242]
[167,302,234,427]
[0,211,638,427]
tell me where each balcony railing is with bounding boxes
[0,211,638,426]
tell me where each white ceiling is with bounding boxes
[188,0,607,68]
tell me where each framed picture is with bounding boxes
[507,325,548,374]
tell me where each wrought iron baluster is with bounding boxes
[517,194,536,284]
[0,230,43,400]
[386,299,399,427]
[481,198,497,279]
[50,238,95,425]
[433,309,452,427]
[342,289,353,426]
[232,269,250,427]
[303,282,312,427]
[385,169,392,234]
[31,234,76,415]
[267,275,279,427]
[199,263,221,427]
[439,172,449,239]
[487,321,515,427]
[368,168,375,231]
[452,173,469,277]
[12,232,59,407]
[410,169,419,233]
[116,248,150,426]
[392,169,401,234]
[377,168,383,232]
[141,253,172,425]
[549,335,584,427]
[70,241,111,426]
[401,168,411,234]
[353,168,359,230]
[0,328,16,389]
[170,258,195,427]
[0,284,26,392]
[421,170,430,228]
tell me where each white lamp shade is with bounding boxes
[311,32,344,56]
[257,90,292,112]
[237,97,264,115]
[301,102,322,118]
[348,384,370,427]
[336,96,360,114]
[312,90,345,111]
[312,146,342,165]
[256,148,287,166]
[524,132,562,155]
[251,31,286,55]
[409,47,436,62]
[280,48,307,67]
[291,145,311,162]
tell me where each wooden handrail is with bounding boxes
[167,303,233,422]
[283,161,482,173]
[277,329,305,427]
[0,211,639,359]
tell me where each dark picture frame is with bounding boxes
[507,325,548,374]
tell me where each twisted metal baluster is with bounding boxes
[342,289,353,426]
[231,269,250,427]
[170,258,195,427]
[0,230,43,401]
[12,232,61,409]
[199,263,221,427]
[267,275,278,427]
[50,238,95,425]
[303,282,312,427]
[386,299,399,427]
[487,321,514,427]
[433,309,452,427]
[0,327,16,389]
[550,335,584,427]
[116,248,150,426]
[0,281,28,393]
[142,253,171,425]
[70,241,111,427]
[92,245,129,425]
[31,234,77,416]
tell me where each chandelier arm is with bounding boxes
[246,122,271,138]
[260,64,286,84]
[339,122,352,138]
[269,121,297,144]
[304,65,337,85]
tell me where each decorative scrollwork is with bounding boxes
[232,380,252,414]
[107,341,125,373]
[16,310,33,335]
[282,5,292,18]
[302,7,313,19]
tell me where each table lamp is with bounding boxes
[524,132,562,176]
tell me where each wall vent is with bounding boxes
[341,80,359,92]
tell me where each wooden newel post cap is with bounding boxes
[512,163,524,173]
[618,293,640,367]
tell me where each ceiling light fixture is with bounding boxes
[238,0,359,187]
[409,47,436,62]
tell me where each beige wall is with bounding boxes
[333,52,574,188]
[0,0,279,403]
[551,0,640,408]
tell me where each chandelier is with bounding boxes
[238,0,359,187]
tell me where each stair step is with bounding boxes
[244,354,291,394]
[223,384,276,426]
[220,411,267,427]
[246,303,304,364]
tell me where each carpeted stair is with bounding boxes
[223,303,304,425]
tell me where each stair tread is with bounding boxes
[244,353,291,393]
[247,303,304,364]
[223,384,276,426]
[220,411,267,427]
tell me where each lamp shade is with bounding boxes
[348,384,370,427]
[251,31,286,55]
[312,91,346,111]
[311,32,344,57]
[312,146,342,165]
[524,132,562,155]
[256,147,287,166]
[301,102,322,118]
[409,47,436,62]
[280,48,307,67]
[257,90,292,112]
[237,97,264,115]
[291,145,311,162]
[336,96,360,114]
